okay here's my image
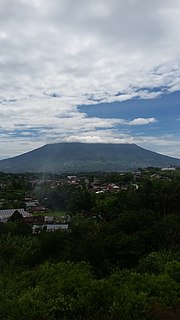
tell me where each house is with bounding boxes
[44,215,55,224]
[161,167,176,171]
[25,200,39,209]
[0,208,32,223]
[32,224,68,234]
[23,215,44,225]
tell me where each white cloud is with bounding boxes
[134,134,180,158]
[1,0,180,101]
[128,118,157,125]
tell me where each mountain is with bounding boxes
[0,143,180,173]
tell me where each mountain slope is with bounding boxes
[0,143,179,173]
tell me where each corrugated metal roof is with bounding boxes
[0,208,32,218]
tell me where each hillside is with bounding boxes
[0,143,180,173]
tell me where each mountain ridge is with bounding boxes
[0,142,179,173]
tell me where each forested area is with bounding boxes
[0,171,179,319]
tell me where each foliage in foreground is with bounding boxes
[0,258,179,320]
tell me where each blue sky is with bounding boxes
[79,91,180,136]
[78,91,180,157]
[0,0,180,159]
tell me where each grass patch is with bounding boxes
[48,211,66,217]
[32,211,66,217]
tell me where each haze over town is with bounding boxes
[0,0,180,159]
